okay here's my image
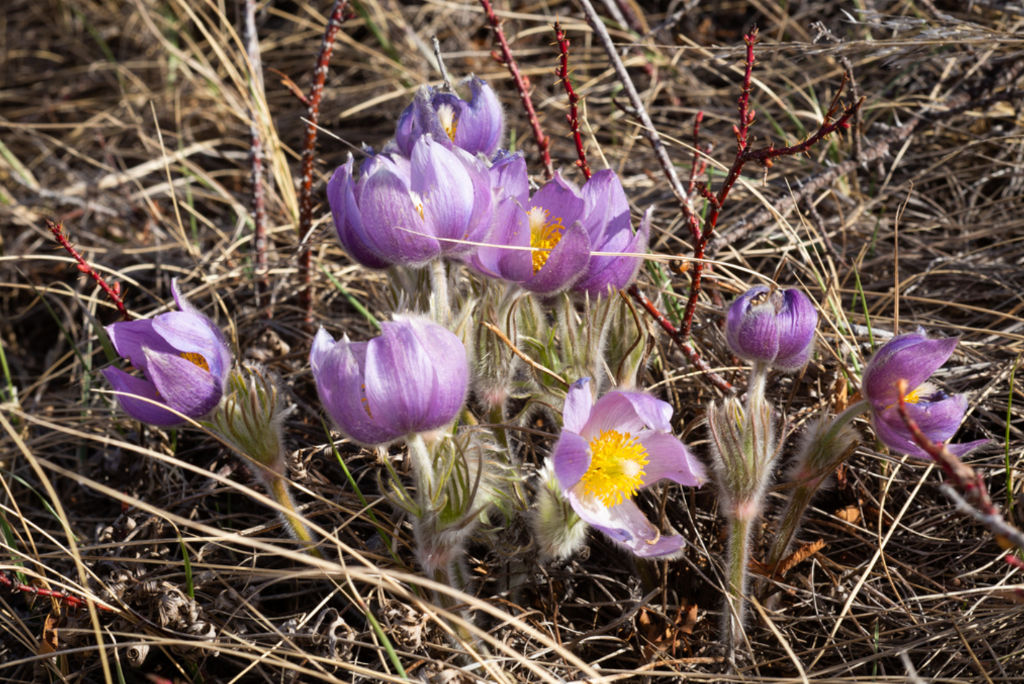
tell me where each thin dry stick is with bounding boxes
[554,21,591,180]
[47,219,129,320]
[297,1,349,325]
[243,0,269,315]
[479,0,554,179]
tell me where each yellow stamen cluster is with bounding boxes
[437,103,458,142]
[528,207,565,273]
[179,351,210,372]
[579,429,649,507]
[408,191,425,220]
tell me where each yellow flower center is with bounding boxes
[904,386,922,404]
[528,207,565,273]
[179,351,210,372]
[437,103,458,142]
[579,429,649,507]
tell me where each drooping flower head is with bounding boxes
[327,136,493,269]
[470,158,646,295]
[726,285,818,371]
[862,333,985,459]
[102,280,232,426]
[310,315,469,446]
[549,378,706,557]
[395,77,504,158]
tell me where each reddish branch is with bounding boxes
[297,0,349,324]
[479,0,554,179]
[0,571,115,612]
[554,22,591,180]
[895,380,1024,561]
[47,219,129,320]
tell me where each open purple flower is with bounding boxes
[550,378,706,557]
[862,333,984,459]
[395,77,503,158]
[726,286,817,371]
[311,316,469,446]
[102,280,232,426]
[469,156,590,294]
[327,135,493,268]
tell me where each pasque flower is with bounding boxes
[102,280,232,426]
[395,77,504,158]
[862,333,984,459]
[327,135,493,268]
[311,316,469,446]
[549,378,706,557]
[471,158,646,295]
[726,285,817,371]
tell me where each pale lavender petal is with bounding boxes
[583,390,672,439]
[402,316,469,422]
[102,366,183,426]
[358,167,439,265]
[151,311,232,380]
[562,378,593,433]
[637,432,707,487]
[725,285,780,363]
[531,172,584,228]
[142,347,222,418]
[327,158,392,269]
[580,169,629,243]
[574,209,650,296]
[452,77,503,156]
[566,491,680,557]
[412,137,476,243]
[105,318,169,372]
[552,430,590,490]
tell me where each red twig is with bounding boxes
[47,219,129,320]
[554,22,591,180]
[626,284,732,392]
[297,1,349,324]
[244,0,269,316]
[895,379,1024,557]
[479,0,554,179]
[0,571,115,612]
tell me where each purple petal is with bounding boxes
[531,172,584,229]
[863,334,958,406]
[452,77,503,156]
[580,169,629,243]
[637,432,706,487]
[412,137,476,243]
[151,311,231,381]
[105,318,170,373]
[552,430,591,490]
[872,394,965,459]
[583,390,673,439]
[142,347,222,418]
[310,328,400,445]
[566,491,681,557]
[522,220,590,293]
[358,166,440,265]
[327,158,392,269]
[574,208,650,296]
[772,289,818,370]
[562,378,593,433]
[946,439,988,458]
[725,286,781,364]
[102,366,184,426]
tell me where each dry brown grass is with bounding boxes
[2,0,1023,681]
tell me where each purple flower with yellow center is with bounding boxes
[327,135,493,268]
[551,378,706,557]
[469,155,591,294]
[395,77,504,158]
[726,285,818,371]
[102,281,232,426]
[310,316,469,446]
[862,333,985,459]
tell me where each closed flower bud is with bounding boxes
[310,316,469,446]
[725,285,817,371]
[102,280,232,426]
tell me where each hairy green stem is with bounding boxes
[724,506,756,652]
[268,473,321,558]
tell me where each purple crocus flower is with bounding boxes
[862,333,985,459]
[725,285,818,371]
[469,156,590,294]
[310,316,469,446]
[395,77,503,158]
[551,378,706,557]
[102,280,232,426]
[326,135,493,268]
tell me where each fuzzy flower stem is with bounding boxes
[724,502,757,652]
[267,473,322,558]
[766,399,869,574]
[407,433,435,506]
[429,258,450,324]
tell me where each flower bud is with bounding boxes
[725,286,817,371]
[207,365,288,473]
